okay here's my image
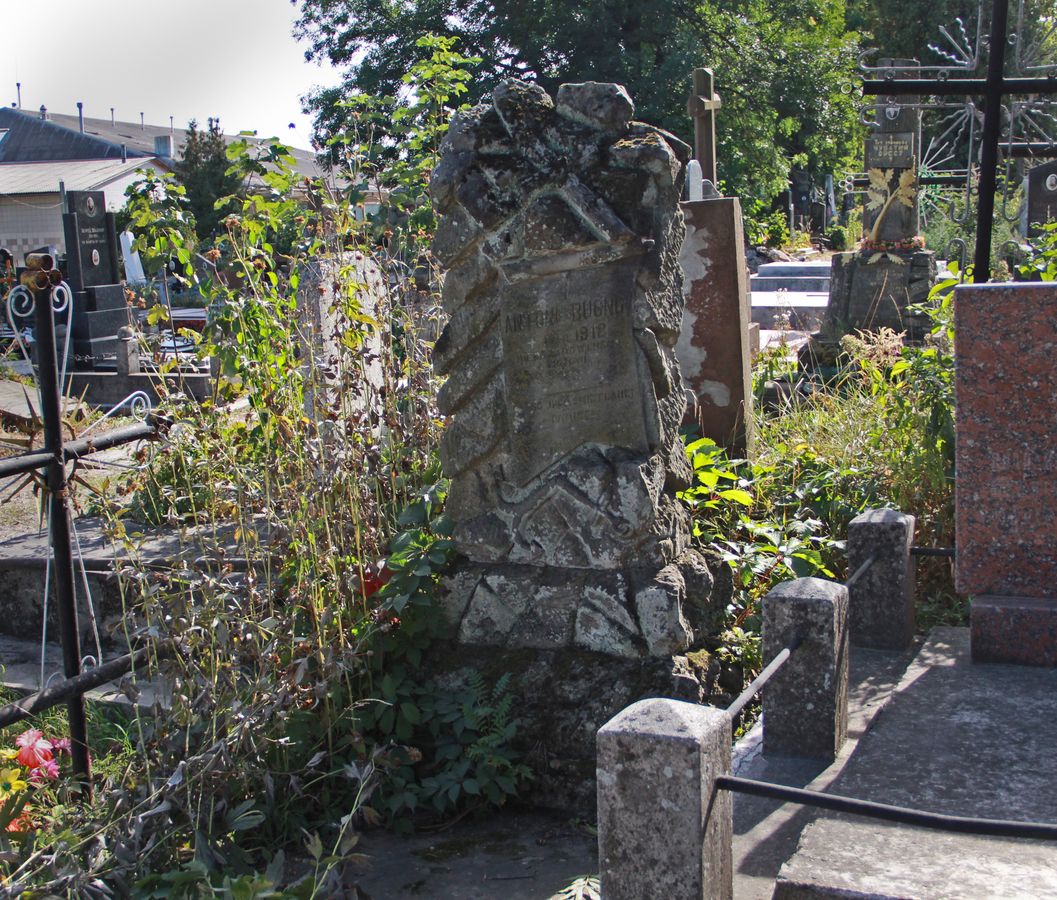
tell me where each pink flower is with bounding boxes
[15,729,53,770]
[29,757,59,783]
[52,738,71,756]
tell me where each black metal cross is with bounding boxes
[863,0,1057,282]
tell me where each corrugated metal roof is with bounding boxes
[0,108,150,163]
[0,158,164,196]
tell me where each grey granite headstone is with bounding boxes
[431,80,716,659]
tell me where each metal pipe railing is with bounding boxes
[0,642,169,729]
[844,553,876,590]
[727,637,802,720]
[716,775,1057,841]
[0,417,167,480]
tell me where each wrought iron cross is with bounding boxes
[688,68,722,186]
[863,0,1057,282]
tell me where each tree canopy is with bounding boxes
[294,0,863,213]
[173,118,242,241]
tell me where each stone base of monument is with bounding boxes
[970,596,1057,666]
[440,552,720,659]
[71,284,133,368]
[825,249,935,339]
[65,370,212,409]
[421,637,730,811]
[434,552,731,810]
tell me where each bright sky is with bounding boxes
[3,0,337,151]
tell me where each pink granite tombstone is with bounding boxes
[955,282,1057,665]
[676,198,754,457]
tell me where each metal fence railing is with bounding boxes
[1,259,166,798]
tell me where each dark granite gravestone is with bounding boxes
[1026,160,1057,239]
[62,190,131,368]
[824,59,935,339]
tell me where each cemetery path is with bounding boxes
[776,628,1057,898]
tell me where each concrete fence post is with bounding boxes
[763,577,848,760]
[597,698,733,900]
[116,326,139,376]
[847,508,915,650]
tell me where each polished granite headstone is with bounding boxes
[1026,159,1057,239]
[955,282,1057,665]
[62,190,130,368]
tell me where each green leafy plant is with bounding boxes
[1,42,487,893]
[1018,221,1057,281]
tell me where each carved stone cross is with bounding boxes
[687,68,721,186]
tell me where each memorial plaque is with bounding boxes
[865,131,915,169]
[502,261,649,482]
[1027,159,1057,239]
[63,190,119,289]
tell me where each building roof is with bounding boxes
[0,158,165,196]
[0,107,323,180]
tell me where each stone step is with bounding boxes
[0,634,165,713]
[773,628,1057,898]
[750,291,829,331]
[750,276,831,292]
[755,261,833,278]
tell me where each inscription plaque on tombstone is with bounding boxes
[1026,159,1057,239]
[865,132,915,169]
[502,262,649,482]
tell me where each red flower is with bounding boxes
[15,730,53,770]
[360,562,392,599]
[5,813,34,834]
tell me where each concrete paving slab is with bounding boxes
[0,377,84,425]
[732,643,918,900]
[750,277,830,292]
[335,642,917,899]
[750,292,830,309]
[750,292,829,330]
[776,627,1057,898]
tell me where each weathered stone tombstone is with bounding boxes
[295,253,387,419]
[955,281,1057,666]
[1026,159,1057,239]
[825,60,935,339]
[677,67,754,457]
[430,79,720,805]
[62,190,132,369]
